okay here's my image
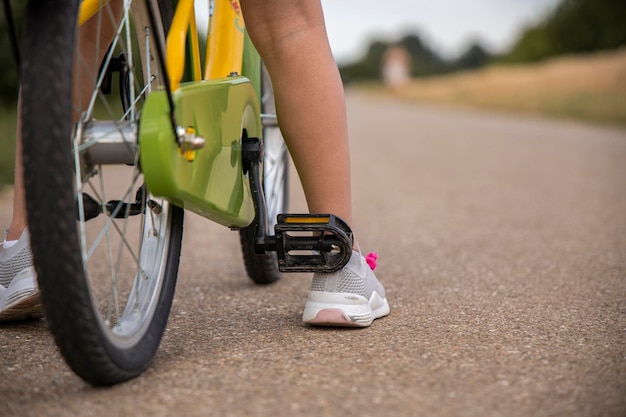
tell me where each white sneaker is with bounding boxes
[0,229,43,322]
[302,250,389,327]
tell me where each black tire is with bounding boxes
[239,64,290,285]
[21,0,183,386]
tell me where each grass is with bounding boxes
[0,105,17,189]
[374,48,626,126]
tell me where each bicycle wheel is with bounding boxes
[21,0,182,386]
[239,64,290,284]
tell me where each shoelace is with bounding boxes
[365,252,378,270]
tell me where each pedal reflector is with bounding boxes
[284,215,330,224]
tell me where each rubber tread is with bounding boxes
[239,225,281,284]
[21,0,183,386]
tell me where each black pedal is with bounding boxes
[273,214,353,273]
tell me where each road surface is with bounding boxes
[1,91,625,417]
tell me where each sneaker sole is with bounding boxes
[0,267,43,323]
[303,291,390,327]
[0,291,43,322]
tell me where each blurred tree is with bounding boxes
[502,0,626,63]
[548,0,626,52]
[339,32,452,82]
[398,34,448,77]
[339,40,389,81]
[0,0,24,106]
[500,25,555,62]
[454,42,493,71]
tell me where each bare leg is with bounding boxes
[240,0,353,229]
[6,95,26,242]
[240,0,389,327]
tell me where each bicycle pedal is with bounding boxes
[273,214,353,273]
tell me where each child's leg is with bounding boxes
[240,0,389,327]
[1,97,40,322]
[240,0,353,229]
[6,97,26,242]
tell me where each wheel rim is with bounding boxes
[71,1,171,347]
[261,65,288,230]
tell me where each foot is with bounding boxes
[0,229,43,322]
[302,250,389,327]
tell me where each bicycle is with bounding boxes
[15,0,354,386]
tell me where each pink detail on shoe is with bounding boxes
[307,309,354,326]
[365,252,378,270]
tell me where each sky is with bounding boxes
[320,0,562,63]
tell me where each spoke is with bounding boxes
[86,180,104,202]
[85,170,141,261]
[266,154,284,180]
[84,177,150,282]
[263,130,287,228]
[123,2,136,122]
[85,6,131,118]
[269,164,285,198]
[132,191,150,312]
[109,214,150,279]
[121,80,152,121]
[98,169,121,326]
[145,27,152,94]
[110,188,134,327]
[73,120,90,266]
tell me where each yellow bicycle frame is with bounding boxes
[79,0,246,91]
[78,0,111,25]
[204,0,245,80]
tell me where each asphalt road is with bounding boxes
[1,92,625,417]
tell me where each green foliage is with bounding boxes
[400,34,449,77]
[453,42,492,71]
[0,1,24,106]
[340,40,389,82]
[339,32,480,82]
[0,107,17,188]
[502,0,626,63]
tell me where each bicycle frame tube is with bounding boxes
[167,0,201,90]
[166,0,245,90]
[204,0,245,80]
[79,0,112,26]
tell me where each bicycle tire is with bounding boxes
[239,64,290,285]
[21,0,183,386]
